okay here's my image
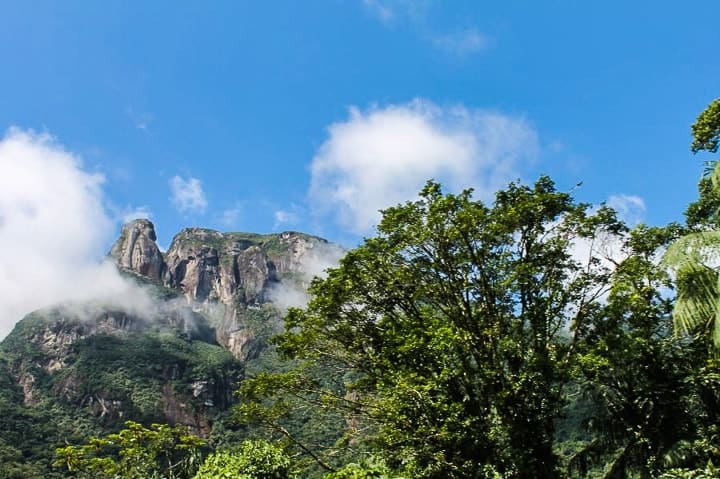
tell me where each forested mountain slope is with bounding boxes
[0,221,343,477]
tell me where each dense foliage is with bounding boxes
[249,177,622,478]
[194,440,294,479]
[54,421,205,479]
[0,307,244,478]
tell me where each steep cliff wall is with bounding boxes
[108,220,343,360]
[108,219,165,281]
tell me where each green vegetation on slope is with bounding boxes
[0,305,244,477]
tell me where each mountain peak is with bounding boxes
[108,219,164,281]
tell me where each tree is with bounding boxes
[663,98,720,350]
[323,458,405,479]
[691,98,720,155]
[239,178,625,478]
[655,98,720,476]
[193,440,294,479]
[54,421,205,479]
[572,225,697,478]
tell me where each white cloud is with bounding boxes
[119,206,152,224]
[309,99,539,235]
[568,194,646,275]
[219,205,241,228]
[569,229,626,273]
[431,28,489,56]
[361,1,489,56]
[169,175,207,215]
[563,194,647,303]
[267,242,346,311]
[0,129,154,338]
[607,194,646,226]
[273,209,300,229]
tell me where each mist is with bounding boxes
[0,129,154,338]
[267,242,346,311]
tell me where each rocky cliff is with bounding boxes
[109,220,344,359]
[109,219,165,281]
[0,301,239,435]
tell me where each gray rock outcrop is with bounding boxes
[109,219,165,281]
[107,221,344,360]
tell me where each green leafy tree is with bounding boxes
[691,99,720,155]
[323,457,405,479]
[193,440,294,479]
[571,225,699,478]
[54,420,205,479]
[239,178,625,478]
[663,99,720,349]
[662,165,720,350]
[661,461,720,479]
[640,98,720,476]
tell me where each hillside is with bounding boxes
[0,220,344,477]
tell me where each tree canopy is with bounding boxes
[691,98,720,154]
[239,177,631,478]
[54,421,205,479]
[663,97,720,350]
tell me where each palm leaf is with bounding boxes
[704,160,720,184]
[662,231,720,269]
[662,231,720,347]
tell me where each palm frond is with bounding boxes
[672,265,717,337]
[713,275,720,348]
[703,160,720,184]
[662,231,720,271]
[662,232,720,345]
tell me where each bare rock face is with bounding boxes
[106,222,344,360]
[109,219,165,281]
[268,231,323,275]
[161,229,273,359]
[19,371,38,406]
[24,310,145,374]
[109,222,342,314]
[236,245,274,304]
[161,228,341,359]
[221,328,261,362]
[164,229,233,305]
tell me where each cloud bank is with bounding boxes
[0,129,153,338]
[309,99,539,235]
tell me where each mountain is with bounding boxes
[109,219,343,359]
[0,220,343,478]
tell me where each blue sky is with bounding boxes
[1,0,718,250]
